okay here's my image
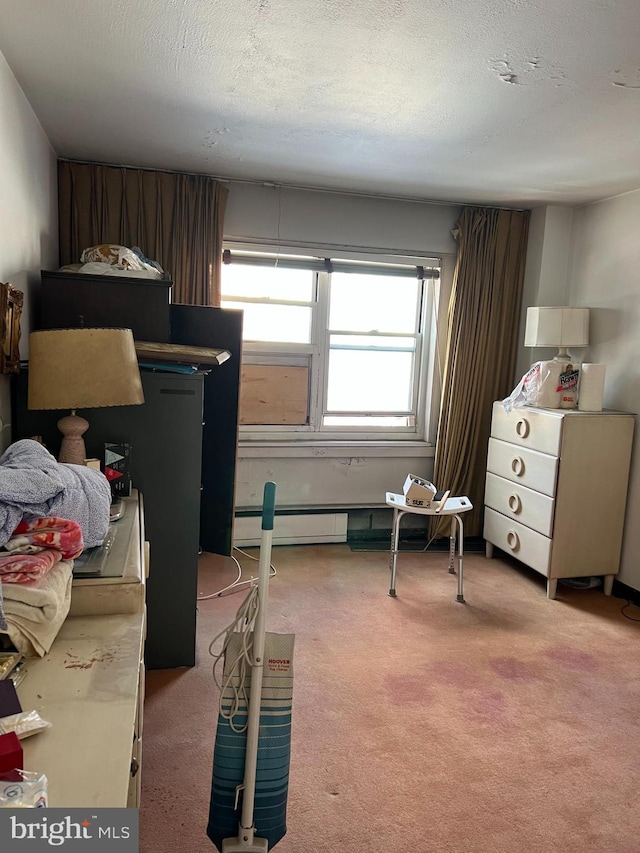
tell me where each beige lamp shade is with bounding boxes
[524,307,589,353]
[28,327,144,411]
[28,328,144,465]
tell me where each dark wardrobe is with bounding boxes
[13,370,203,669]
[13,277,243,669]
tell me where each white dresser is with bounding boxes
[483,402,634,599]
[20,492,148,807]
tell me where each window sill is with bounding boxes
[237,440,434,459]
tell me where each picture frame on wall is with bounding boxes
[0,282,23,374]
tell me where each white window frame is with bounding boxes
[221,242,443,444]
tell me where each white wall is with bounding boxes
[234,443,436,511]
[225,182,461,510]
[0,49,58,452]
[515,205,575,381]
[567,189,640,590]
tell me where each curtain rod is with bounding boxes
[58,157,527,212]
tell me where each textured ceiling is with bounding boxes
[1,0,640,206]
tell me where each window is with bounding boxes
[221,246,441,441]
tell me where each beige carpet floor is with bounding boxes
[140,544,640,853]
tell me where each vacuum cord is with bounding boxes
[198,546,276,600]
[208,582,262,732]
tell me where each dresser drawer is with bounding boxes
[487,438,559,497]
[484,472,555,537]
[491,402,563,456]
[483,508,551,576]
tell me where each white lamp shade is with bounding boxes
[524,307,589,348]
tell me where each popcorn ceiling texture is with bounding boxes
[0,0,639,205]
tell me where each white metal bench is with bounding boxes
[385,492,474,602]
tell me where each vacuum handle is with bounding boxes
[262,481,276,530]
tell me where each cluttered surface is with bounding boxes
[1,611,144,808]
[0,440,146,808]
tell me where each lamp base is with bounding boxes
[552,349,577,371]
[57,412,89,465]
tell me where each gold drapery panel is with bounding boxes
[431,206,530,538]
[58,161,228,306]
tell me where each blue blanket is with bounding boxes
[0,440,111,550]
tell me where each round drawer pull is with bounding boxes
[506,529,520,551]
[508,493,522,513]
[511,456,525,476]
[515,418,530,438]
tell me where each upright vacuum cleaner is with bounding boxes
[207,482,295,852]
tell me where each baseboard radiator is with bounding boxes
[234,513,348,547]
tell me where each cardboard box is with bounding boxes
[403,474,438,507]
[104,443,132,497]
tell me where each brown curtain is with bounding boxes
[58,161,228,305]
[431,206,530,538]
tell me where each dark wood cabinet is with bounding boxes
[37,271,242,559]
[22,274,245,668]
[40,269,172,342]
[12,370,204,669]
[170,304,243,556]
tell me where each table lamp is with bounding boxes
[524,306,589,363]
[28,328,144,465]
